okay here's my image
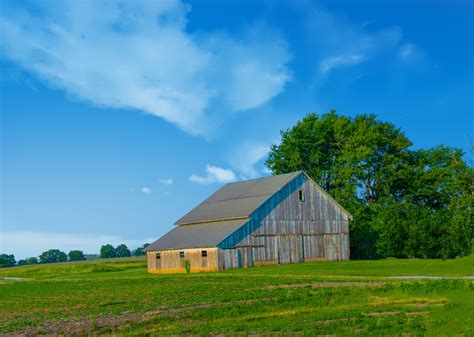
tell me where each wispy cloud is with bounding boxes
[1,231,155,259]
[0,0,291,135]
[305,6,408,75]
[189,165,237,185]
[141,187,152,194]
[398,43,423,63]
[228,141,270,179]
[158,178,173,185]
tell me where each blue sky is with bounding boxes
[1,0,472,259]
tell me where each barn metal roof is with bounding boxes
[175,171,303,225]
[145,219,248,251]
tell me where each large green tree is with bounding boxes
[266,111,473,259]
[39,249,68,264]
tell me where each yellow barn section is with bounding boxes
[147,247,218,274]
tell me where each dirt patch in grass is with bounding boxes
[314,317,353,325]
[363,311,400,317]
[262,281,386,290]
[405,311,430,317]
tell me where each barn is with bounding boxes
[145,171,352,273]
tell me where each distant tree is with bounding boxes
[25,257,38,265]
[39,249,68,264]
[17,258,38,266]
[116,244,131,257]
[68,250,85,261]
[100,244,117,259]
[132,243,150,256]
[0,254,16,268]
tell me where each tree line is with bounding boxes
[266,111,473,259]
[0,243,150,268]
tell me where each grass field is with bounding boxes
[1,256,473,336]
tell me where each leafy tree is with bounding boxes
[100,244,117,258]
[0,254,16,268]
[133,243,150,256]
[68,250,85,261]
[25,257,38,265]
[17,257,39,266]
[267,111,473,259]
[116,244,131,257]
[39,249,67,264]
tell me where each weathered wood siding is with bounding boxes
[217,174,350,269]
[147,247,218,273]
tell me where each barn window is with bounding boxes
[201,250,208,257]
[156,253,161,259]
[298,190,305,202]
[179,251,185,258]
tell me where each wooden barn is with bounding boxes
[145,171,352,273]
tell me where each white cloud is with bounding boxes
[141,187,152,194]
[398,43,422,63]
[158,178,173,185]
[320,54,366,74]
[0,0,291,135]
[228,141,270,178]
[0,231,156,260]
[306,6,404,74]
[189,164,237,185]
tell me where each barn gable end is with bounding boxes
[216,172,350,269]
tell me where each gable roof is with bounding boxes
[145,171,353,252]
[175,171,303,225]
[145,218,247,251]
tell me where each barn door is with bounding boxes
[324,235,340,261]
[278,236,303,264]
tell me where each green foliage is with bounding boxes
[184,260,191,273]
[115,244,131,258]
[0,254,16,268]
[17,257,39,266]
[39,249,67,264]
[100,244,117,259]
[68,250,85,261]
[266,111,474,259]
[25,257,38,265]
[133,243,150,256]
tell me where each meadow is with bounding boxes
[0,256,473,336]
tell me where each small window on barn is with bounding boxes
[179,251,185,258]
[298,190,305,202]
[156,253,161,259]
[201,250,208,258]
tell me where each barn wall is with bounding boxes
[218,174,350,269]
[147,247,218,273]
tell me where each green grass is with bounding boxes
[0,255,472,335]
